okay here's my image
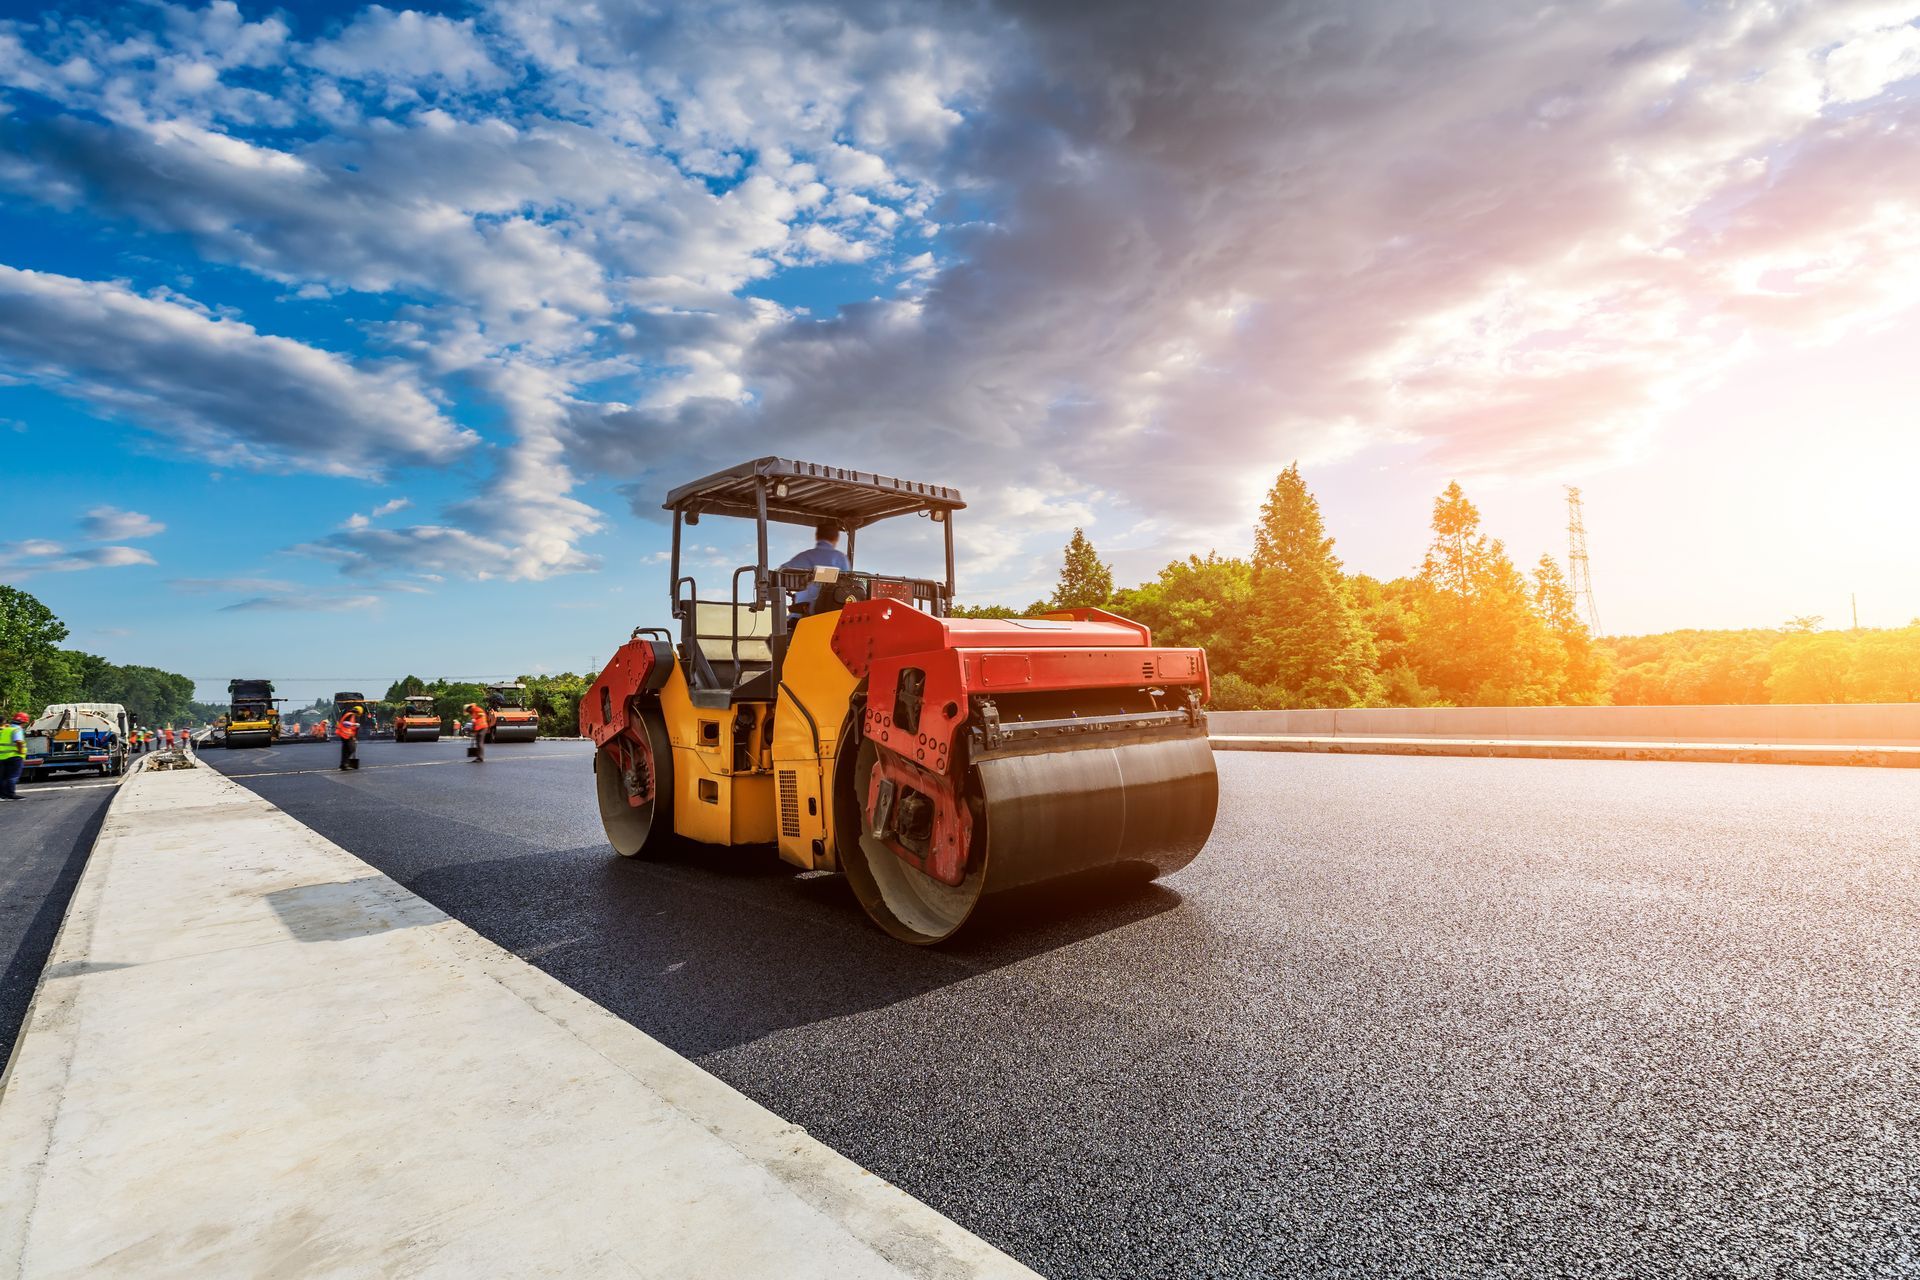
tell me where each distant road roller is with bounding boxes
[394,695,442,743]
[224,678,280,749]
[481,684,540,743]
[581,457,1218,944]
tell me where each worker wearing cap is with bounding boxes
[464,702,490,763]
[782,520,851,616]
[0,712,27,801]
[337,705,362,772]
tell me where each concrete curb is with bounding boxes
[1209,734,1920,768]
[0,762,1035,1279]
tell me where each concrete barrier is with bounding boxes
[1209,703,1920,745]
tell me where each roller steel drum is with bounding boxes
[595,707,673,858]
[842,733,1218,945]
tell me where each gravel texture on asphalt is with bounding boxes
[0,776,117,1064]
[203,739,1920,1279]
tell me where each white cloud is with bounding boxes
[0,541,155,575]
[169,576,297,594]
[80,505,165,540]
[0,265,474,476]
[303,7,503,90]
[10,0,1920,597]
[219,592,382,613]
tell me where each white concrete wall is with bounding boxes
[1208,704,1920,745]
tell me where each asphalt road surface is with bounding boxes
[0,772,119,1064]
[204,739,1920,1278]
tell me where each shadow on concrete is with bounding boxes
[38,959,139,979]
[405,836,1183,1057]
[263,877,447,943]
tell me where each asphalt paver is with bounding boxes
[203,739,1920,1278]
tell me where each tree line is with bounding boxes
[962,467,1917,710]
[1,586,204,725]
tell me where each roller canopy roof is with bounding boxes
[663,457,966,529]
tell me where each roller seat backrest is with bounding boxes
[692,602,774,666]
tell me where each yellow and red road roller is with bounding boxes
[581,457,1217,943]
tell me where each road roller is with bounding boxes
[580,457,1218,944]
[223,678,280,749]
[481,683,541,742]
[394,695,442,743]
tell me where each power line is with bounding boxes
[1565,485,1601,635]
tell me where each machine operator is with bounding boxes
[782,520,850,617]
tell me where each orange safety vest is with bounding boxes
[337,714,359,741]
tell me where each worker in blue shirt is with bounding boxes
[782,520,851,616]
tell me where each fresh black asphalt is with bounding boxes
[203,738,1920,1278]
[0,773,118,1067]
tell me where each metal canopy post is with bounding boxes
[753,480,770,608]
[669,510,683,617]
[943,511,956,614]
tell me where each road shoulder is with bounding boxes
[0,758,1033,1279]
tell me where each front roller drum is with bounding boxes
[841,734,1218,945]
[594,704,675,858]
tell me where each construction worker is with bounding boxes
[464,701,490,762]
[337,705,362,771]
[782,519,852,616]
[1,712,27,801]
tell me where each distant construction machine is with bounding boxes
[395,695,442,743]
[581,457,1219,945]
[224,679,280,748]
[481,684,540,743]
[23,703,132,779]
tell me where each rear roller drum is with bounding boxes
[595,704,674,858]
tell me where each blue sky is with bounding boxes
[6,0,1920,707]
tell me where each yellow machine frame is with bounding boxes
[654,612,858,866]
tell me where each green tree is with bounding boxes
[1599,629,1776,705]
[518,673,591,736]
[1406,482,1564,705]
[384,675,429,701]
[1848,625,1920,702]
[1048,528,1113,610]
[1111,553,1257,677]
[951,603,1033,619]
[1,585,69,713]
[1242,464,1378,707]
[1531,555,1609,704]
[1766,632,1854,703]
[1346,575,1443,706]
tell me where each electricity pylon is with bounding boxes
[1565,486,1601,634]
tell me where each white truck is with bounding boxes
[23,703,133,781]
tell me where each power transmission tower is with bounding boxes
[1565,486,1601,634]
